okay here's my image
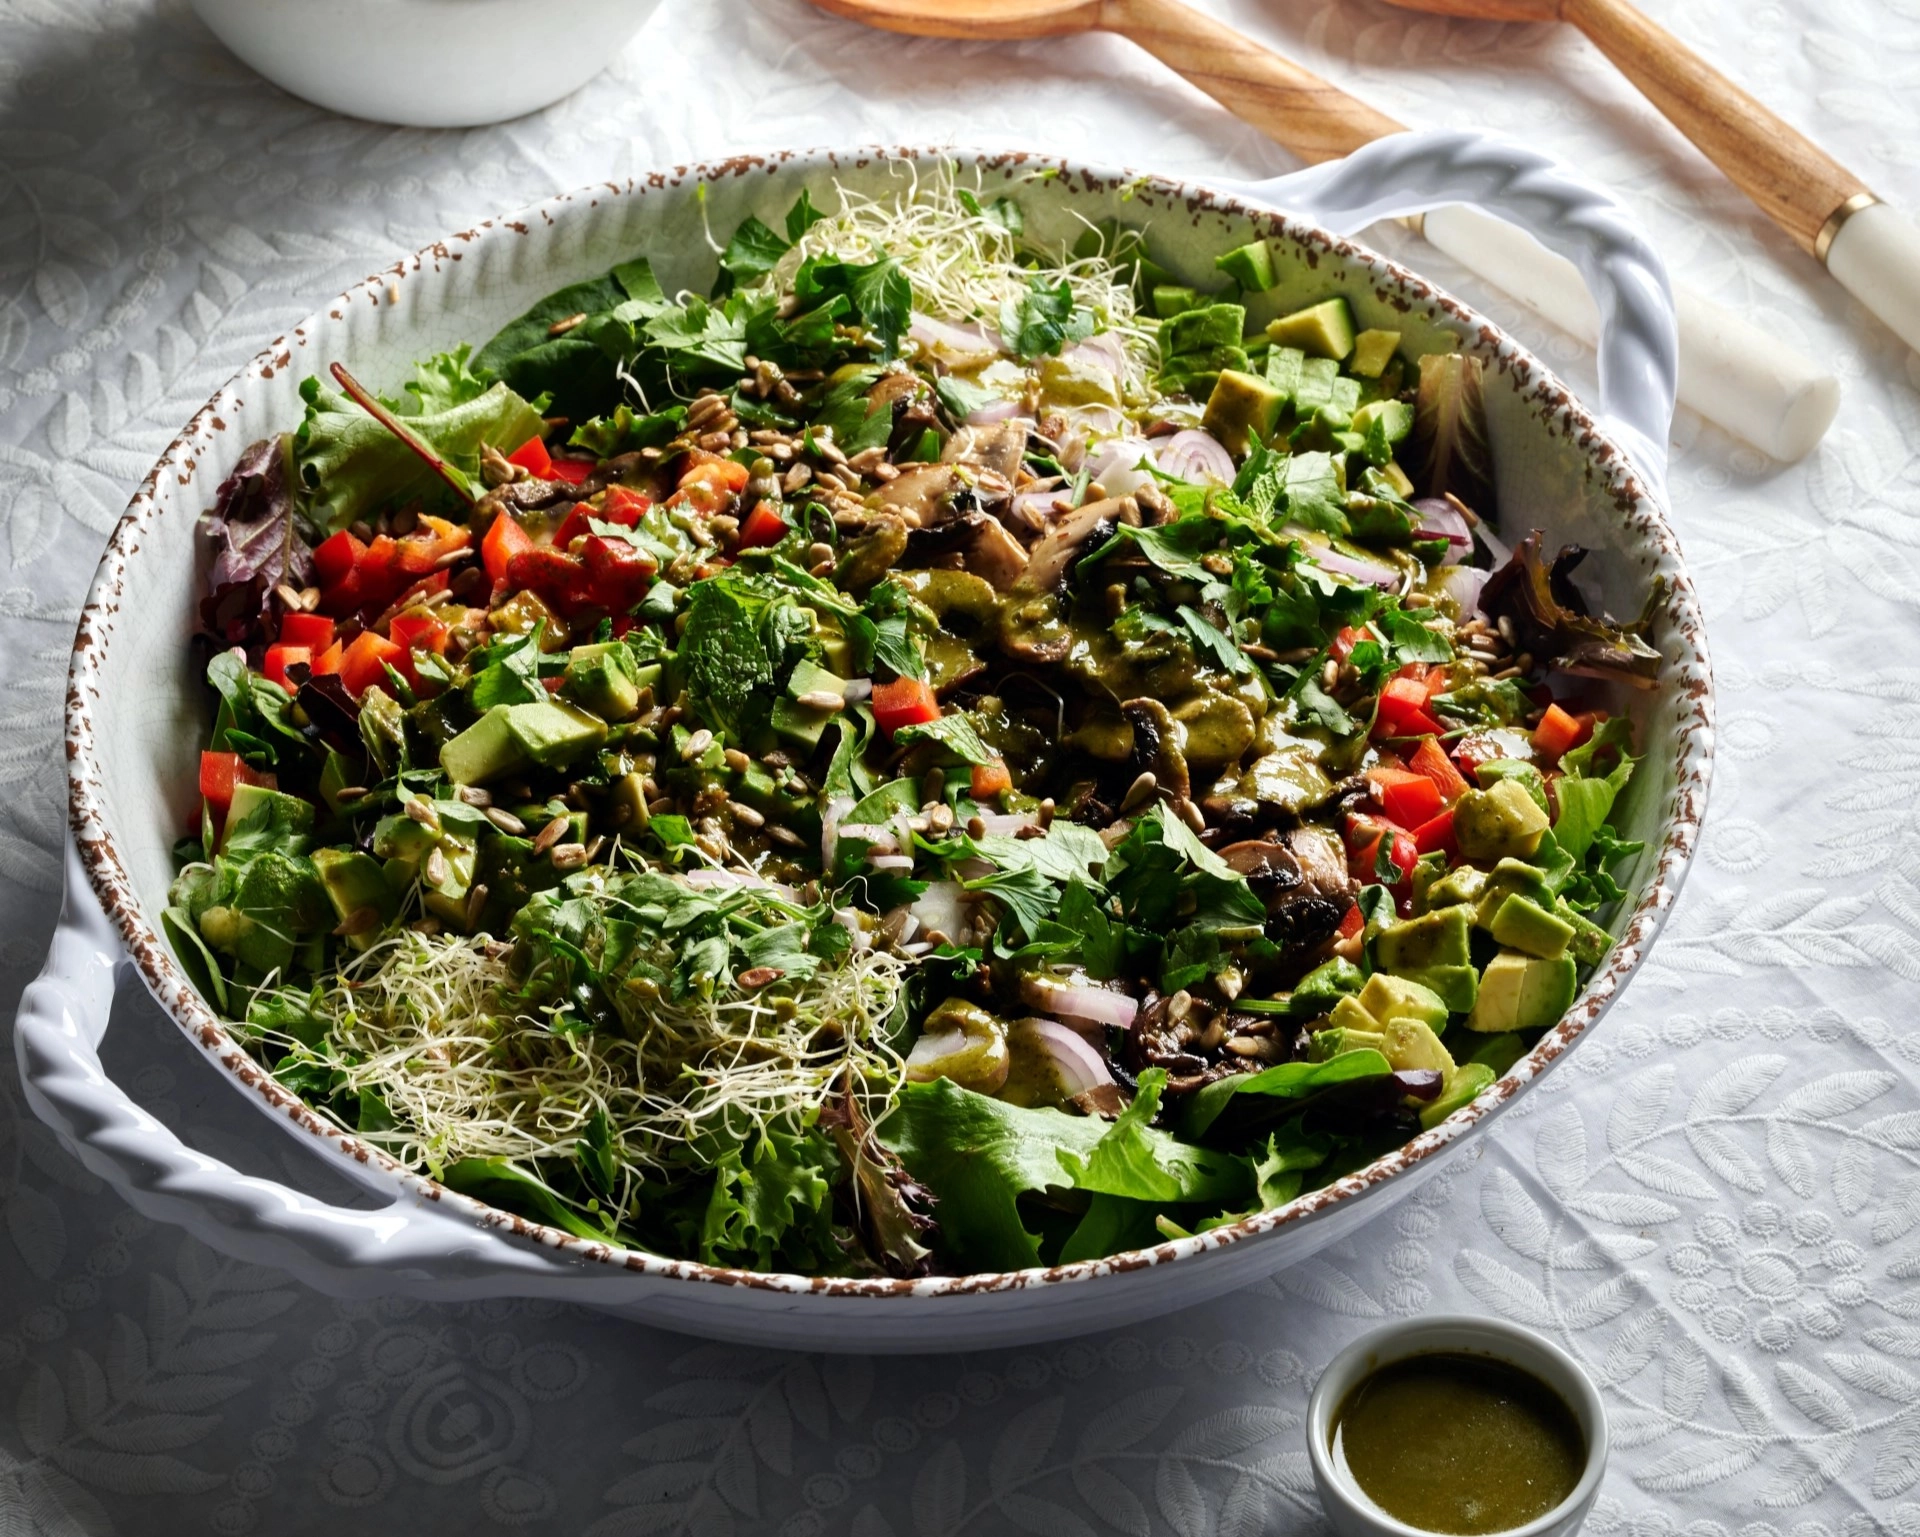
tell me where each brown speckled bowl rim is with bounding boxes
[64,145,1713,1300]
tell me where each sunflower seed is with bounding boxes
[333,905,381,938]
[1119,772,1158,814]
[731,802,766,829]
[738,966,782,989]
[334,785,370,804]
[456,785,492,807]
[464,883,489,930]
[549,842,588,871]
[796,690,846,713]
[423,847,450,888]
[767,823,804,847]
[404,797,440,833]
[681,728,714,761]
[485,806,526,835]
[547,311,588,337]
[531,815,571,855]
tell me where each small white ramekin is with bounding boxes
[187,0,664,127]
[1307,1316,1610,1537]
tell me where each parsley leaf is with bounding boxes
[999,274,1095,360]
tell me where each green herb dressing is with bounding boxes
[1331,1352,1585,1534]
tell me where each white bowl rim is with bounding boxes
[1305,1314,1612,1537]
[63,142,1713,1300]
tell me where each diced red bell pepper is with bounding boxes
[1335,903,1363,941]
[970,758,1013,800]
[1370,765,1444,829]
[318,569,363,618]
[611,615,638,638]
[506,547,595,617]
[676,453,750,516]
[482,512,536,585]
[338,630,406,697]
[872,677,940,736]
[389,612,449,655]
[581,535,657,613]
[313,530,365,587]
[312,639,344,677]
[199,750,275,818]
[262,644,312,690]
[1373,675,1445,740]
[736,501,789,551]
[1330,625,1368,664]
[1532,702,1591,761]
[278,612,335,651]
[542,676,566,694]
[1410,736,1470,805]
[1412,808,1456,856]
[601,486,651,526]
[506,435,554,479]
[548,457,595,485]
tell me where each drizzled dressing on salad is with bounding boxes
[170,168,1661,1276]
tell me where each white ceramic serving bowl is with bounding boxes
[20,134,1712,1351]
[1308,1316,1611,1537]
[187,0,663,127]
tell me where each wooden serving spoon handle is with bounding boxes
[1097,0,1403,163]
[1558,0,1870,256]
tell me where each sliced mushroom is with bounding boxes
[872,464,963,529]
[941,419,1028,483]
[1285,824,1354,900]
[1017,495,1139,595]
[1122,696,1190,803]
[1170,692,1256,770]
[1216,839,1305,896]
[904,511,1028,591]
[834,516,911,593]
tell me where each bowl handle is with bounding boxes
[14,841,614,1297]
[1231,128,1679,503]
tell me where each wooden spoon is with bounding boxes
[804,0,1846,458]
[1374,0,1876,262]
[806,0,1404,164]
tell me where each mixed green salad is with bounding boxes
[172,169,1662,1276]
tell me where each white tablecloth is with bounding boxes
[2,1,1917,1532]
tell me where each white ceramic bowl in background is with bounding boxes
[187,0,663,127]
[1308,1317,1611,1537]
[17,133,1713,1350]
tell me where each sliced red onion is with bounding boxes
[1310,546,1402,590]
[1083,438,1160,497]
[908,313,1001,367]
[1063,332,1131,381]
[842,677,873,702]
[837,822,896,849]
[822,794,857,868]
[1436,564,1490,618]
[966,398,1027,427]
[1156,429,1234,487]
[1476,519,1512,566]
[910,881,970,941]
[1411,497,1472,567]
[1024,1018,1116,1096]
[973,812,1038,837]
[907,1022,967,1074]
[1394,1068,1444,1101]
[1019,972,1140,1030]
[833,907,871,950]
[868,853,916,872]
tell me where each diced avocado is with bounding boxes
[371,812,437,866]
[1465,1032,1528,1076]
[1472,858,1554,929]
[1474,757,1550,811]
[787,658,848,701]
[311,848,397,951]
[1327,375,1363,422]
[1556,899,1614,966]
[1214,240,1278,291]
[1348,328,1402,378]
[1152,284,1200,319]
[506,699,607,768]
[771,696,837,750]
[1490,894,1576,959]
[1328,993,1381,1035]
[1410,851,1450,914]
[219,783,315,855]
[1310,1025,1388,1062]
[563,642,642,722]
[1383,1015,1456,1076]
[1377,906,1472,974]
[1265,344,1304,403]
[1354,399,1414,466]
[1424,865,1489,911]
[1419,1063,1497,1129]
[440,705,529,786]
[1358,973,1450,1032]
[1292,355,1340,414]
[1398,965,1479,1014]
[1201,369,1288,457]
[1466,951,1578,1033]
[1454,779,1551,861]
[1266,297,1356,361]
[1294,957,1364,1010]
[1380,461,1416,498]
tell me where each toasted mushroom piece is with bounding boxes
[904,510,1027,590]
[1217,839,1305,895]
[1018,495,1139,594]
[941,419,1028,483]
[1122,695,1190,803]
[873,464,963,529]
[1285,824,1355,899]
[834,516,911,592]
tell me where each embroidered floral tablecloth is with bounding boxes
[2,1,1917,1532]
